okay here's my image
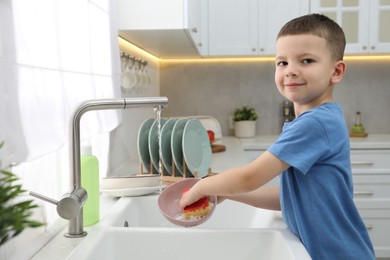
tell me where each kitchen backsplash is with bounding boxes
[160,59,390,135]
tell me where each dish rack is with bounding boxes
[138,158,215,186]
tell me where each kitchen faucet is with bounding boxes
[30,97,168,238]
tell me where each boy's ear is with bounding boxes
[331,60,346,84]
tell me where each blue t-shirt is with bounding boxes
[268,103,375,260]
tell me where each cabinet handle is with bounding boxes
[351,161,374,166]
[191,27,198,33]
[354,191,374,196]
[371,46,375,50]
[365,224,373,230]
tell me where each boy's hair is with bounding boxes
[277,13,346,61]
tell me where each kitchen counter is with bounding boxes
[29,195,118,260]
[23,134,390,259]
[239,134,278,150]
[210,136,249,173]
[349,134,390,149]
[24,137,251,260]
[239,134,390,150]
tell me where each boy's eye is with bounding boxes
[302,59,314,64]
[276,61,288,66]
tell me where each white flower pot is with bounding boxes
[234,120,256,138]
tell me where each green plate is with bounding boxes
[182,119,212,178]
[148,118,167,173]
[171,119,190,177]
[161,119,181,176]
[137,118,156,174]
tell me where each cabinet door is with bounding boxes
[258,0,309,55]
[187,0,209,56]
[208,0,258,56]
[359,209,390,258]
[310,0,370,54]
[369,0,390,53]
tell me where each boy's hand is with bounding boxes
[179,185,203,210]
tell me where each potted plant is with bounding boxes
[233,106,258,138]
[0,141,43,247]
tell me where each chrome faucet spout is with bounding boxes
[69,97,169,193]
[31,97,168,238]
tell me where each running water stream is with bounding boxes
[155,106,164,192]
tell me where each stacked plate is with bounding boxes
[101,175,161,197]
[137,118,212,179]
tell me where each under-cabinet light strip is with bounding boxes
[119,37,390,63]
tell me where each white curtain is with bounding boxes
[0,0,121,165]
[0,1,121,255]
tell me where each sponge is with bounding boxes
[182,189,210,219]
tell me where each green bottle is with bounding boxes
[81,145,100,226]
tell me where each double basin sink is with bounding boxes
[67,194,311,259]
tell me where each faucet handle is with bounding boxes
[29,188,87,220]
[30,191,58,205]
[57,189,88,220]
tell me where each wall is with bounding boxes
[160,59,390,135]
[108,38,161,176]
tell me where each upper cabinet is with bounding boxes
[207,0,309,56]
[118,0,201,58]
[257,0,310,55]
[208,0,258,56]
[311,0,390,54]
[187,0,209,56]
[117,0,390,58]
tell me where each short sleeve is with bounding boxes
[268,115,331,175]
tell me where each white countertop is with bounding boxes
[239,134,390,150]
[210,136,249,173]
[28,195,119,260]
[239,135,278,150]
[349,134,390,149]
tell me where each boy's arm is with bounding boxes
[220,186,281,211]
[180,151,288,209]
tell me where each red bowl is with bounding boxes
[158,178,217,227]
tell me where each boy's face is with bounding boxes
[274,34,344,110]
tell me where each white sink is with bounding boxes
[67,195,311,260]
[68,227,310,260]
[102,194,277,228]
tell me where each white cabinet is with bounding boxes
[207,0,309,56]
[187,0,209,56]
[257,0,310,55]
[118,0,204,58]
[208,0,258,56]
[350,149,390,258]
[369,1,390,53]
[310,0,390,54]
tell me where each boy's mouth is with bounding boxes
[284,82,304,89]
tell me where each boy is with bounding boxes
[180,14,375,259]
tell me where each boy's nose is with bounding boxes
[285,67,298,77]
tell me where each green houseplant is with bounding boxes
[232,106,258,138]
[233,106,258,122]
[0,141,43,246]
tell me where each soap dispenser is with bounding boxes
[81,145,100,226]
[350,111,367,137]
